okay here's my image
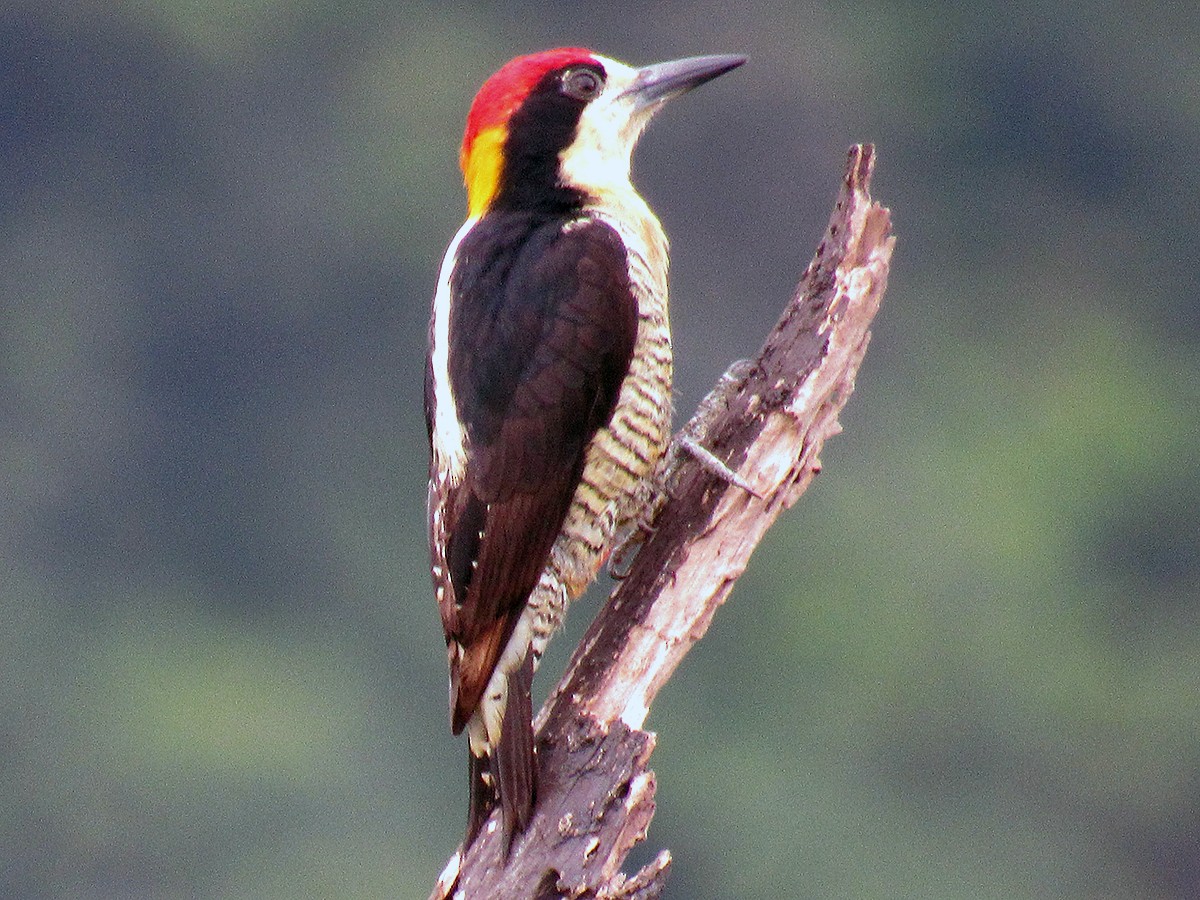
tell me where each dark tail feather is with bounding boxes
[465,749,492,848]
[496,652,536,851]
[463,653,537,851]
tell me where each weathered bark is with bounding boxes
[431,144,895,900]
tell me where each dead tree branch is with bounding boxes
[431,144,895,900]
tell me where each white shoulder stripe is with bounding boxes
[429,217,478,485]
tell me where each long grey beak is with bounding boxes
[624,53,746,111]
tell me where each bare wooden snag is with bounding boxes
[431,144,895,900]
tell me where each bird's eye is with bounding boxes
[561,67,604,101]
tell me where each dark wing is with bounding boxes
[435,213,637,732]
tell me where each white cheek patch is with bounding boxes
[558,57,647,201]
[430,217,477,484]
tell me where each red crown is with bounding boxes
[462,48,598,161]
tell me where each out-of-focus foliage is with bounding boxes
[2,1,1196,897]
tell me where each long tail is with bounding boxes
[464,652,536,850]
[465,750,492,848]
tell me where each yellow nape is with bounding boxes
[462,125,506,218]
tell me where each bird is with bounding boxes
[424,47,745,849]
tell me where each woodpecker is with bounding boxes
[424,47,744,847]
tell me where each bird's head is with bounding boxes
[459,48,745,218]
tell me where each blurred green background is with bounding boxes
[3,1,1197,897]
